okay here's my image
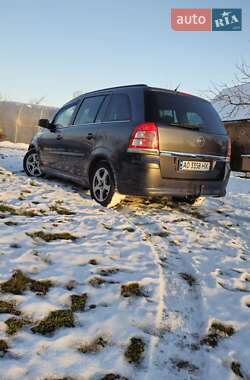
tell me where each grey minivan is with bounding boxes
[23,84,231,206]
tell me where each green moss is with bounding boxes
[4,221,19,226]
[0,300,20,315]
[0,339,8,357]
[201,321,235,348]
[0,203,40,217]
[31,309,74,335]
[49,204,75,216]
[0,270,52,295]
[101,223,113,230]
[70,294,88,312]
[123,226,135,233]
[171,359,199,373]
[98,268,119,277]
[43,377,75,380]
[231,362,244,378]
[26,230,78,242]
[88,259,98,265]
[179,273,197,287]
[153,230,169,238]
[100,375,128,380]
[124,337,145,365]
[0,204,16,214]
[121,282,143,297]
[30,180,38,186]
[89,276,109,287]
[78,336,108,354]
[5,317,28,335]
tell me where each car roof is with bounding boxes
[63,84,205,107]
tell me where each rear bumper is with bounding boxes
[117,155,230,198]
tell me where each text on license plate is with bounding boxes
[179,160,211,171]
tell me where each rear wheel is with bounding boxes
[90,162,115,207]
[23,148,42,177]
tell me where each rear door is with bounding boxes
[145,90,229,181]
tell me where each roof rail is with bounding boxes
[85,84,148,94]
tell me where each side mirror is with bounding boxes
[38,119,51,129]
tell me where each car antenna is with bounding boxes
[174,83,182,92]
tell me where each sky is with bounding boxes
[0,0,249,107]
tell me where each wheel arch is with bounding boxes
[88,155,117,188]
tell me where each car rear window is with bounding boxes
[145,90,226,134]
[103,94,131,122]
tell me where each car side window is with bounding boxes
[95,95,111,123]
[74,96,105,125]
[103,94,131,122]
[53,104,77,128]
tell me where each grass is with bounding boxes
[201,321,235,348]
[89,276,112,287]
[78,336,108,354]
[43,377,75,380]
[5,317,29,335]
[153,230,169,238]
[124,337,145,365]
[26,230,78,242]
[179,273,197,287]
[0,270,52,295]
[4,221,19,226]
[0,204,16,213]
[121,282,143,297]
[171,359,199,374]
[123,226,135,233]
[97,268,119,277]
[31,309,74,335]
[49,204,75,216]
[88,259,98,265]
[0,300,21,315]
[0,339,8,357]
[70,294,88,312]
[100,375,128,380]
[0,202,41,217]
[231,362,244,378]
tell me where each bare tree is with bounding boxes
[29,96,46,105]
[208,62,250,119]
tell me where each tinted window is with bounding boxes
[103,94,131,122]
[145,91,226,134]
[95,95,111,123]
[54,104,77,128]
[74,96,105,125]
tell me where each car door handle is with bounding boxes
[56,134,63,141]
[86,133,94,140]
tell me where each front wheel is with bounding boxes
[90,162,115,207]
[23,148,43,177]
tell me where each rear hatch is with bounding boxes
[145,90,229,180]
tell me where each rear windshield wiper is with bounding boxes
[167,122,200,130]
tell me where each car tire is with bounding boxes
[90,162,115,207]
[23,148,43,177]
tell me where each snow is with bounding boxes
[0,142,250,380]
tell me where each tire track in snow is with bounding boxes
[115,199,208,380]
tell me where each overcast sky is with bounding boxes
[0,0,249,106]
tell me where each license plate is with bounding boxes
[179,160,211,171]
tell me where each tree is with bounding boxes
[209,62,250,119]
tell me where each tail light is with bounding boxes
[226,137,231,161]
[127,122,159,154]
